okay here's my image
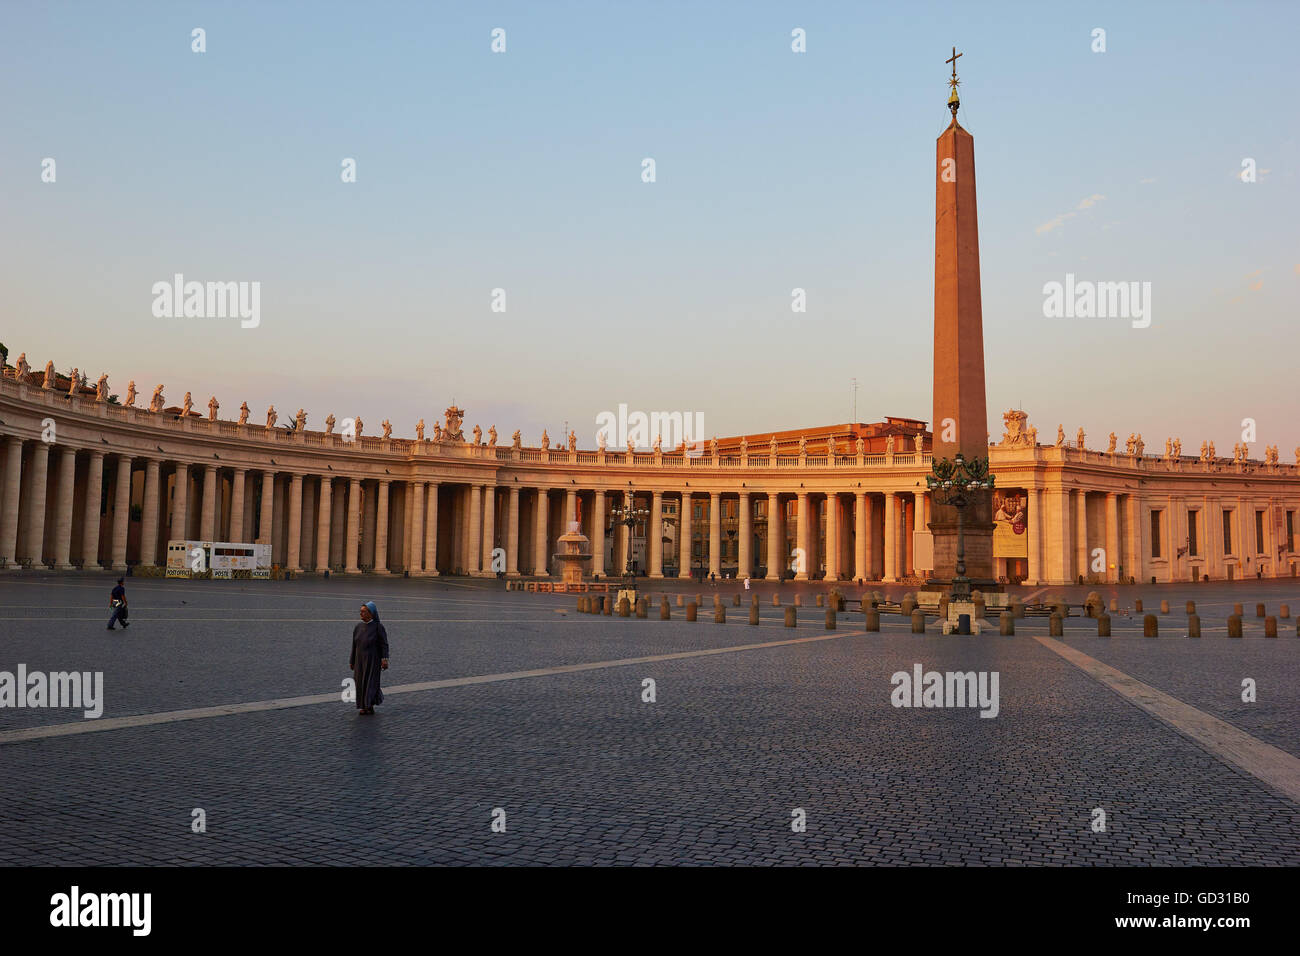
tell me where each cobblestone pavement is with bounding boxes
[1,573,1298,865]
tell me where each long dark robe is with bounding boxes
[350,618,389,709]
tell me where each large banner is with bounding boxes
[992,490,1027,558]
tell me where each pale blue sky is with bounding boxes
[2,1,1296,450]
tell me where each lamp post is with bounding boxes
[609,494,649,591]
[926,453,995,601]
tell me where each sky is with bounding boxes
[1,1,1296,452]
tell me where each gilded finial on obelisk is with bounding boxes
[946,46,962,118]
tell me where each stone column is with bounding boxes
[256,469,273,544]
[823,494,838,581]
[506,486,520,576]
[315,477,332,572]
[737,491,751,579]
[1074,490,1088,583]
[285,474,304,571]
[23,441,50,564]
[201,464,219,542]
[903,496,914,577]
[467,483,482,574]
[883,492,897,582]
[766,493,781,580]
[708,491,721,578]
[52,446,78,569]
[1125,494,1143,584]
[1048,487,1072,585]
[171,463,190,544]
[478,485,494,574]
[591,490,605,577]
[0,437,23,565]
[110,454,132,570]
[854,492,867,582]
[795,491,810,580]
[864,494,877,579]
[424,482,439,575]
[373,480,390,572]
[533,489,549,576]
[228,470,246,544]
[345,478,361,572]
[81,450,105,568]
[411,481,427,573]
[1105,492,1120,583]
[648,490,663,578]
[680,493,692,578]
[1027,487,1043,585]
[565,488,577,526]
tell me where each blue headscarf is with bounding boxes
[364,601,379,623]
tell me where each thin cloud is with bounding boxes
[1035,194,1106,235]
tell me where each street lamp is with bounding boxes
[609,495,649,591]
[926,453,995,601]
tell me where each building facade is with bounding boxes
[2,372,1297,586]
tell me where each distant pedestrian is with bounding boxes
[107,578,129,630]
[743,576,751,590]
[350,601,389,716]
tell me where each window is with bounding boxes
[1150,510,1162,558]
[1187,511,1198,557]
[1255,510,1265,555]
[1222,509,1233,555]
[1288,511,1295,552]
[694,504,702,520]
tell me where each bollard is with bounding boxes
[1049,613,1063,637]
[1000,612,1014,636]
[1085,592,1102,618]
[1009,598,1023,619]
[714,605,726,624]
[1233,602,1243,617]
[864,609,880,631]
[901,594,916,617]
[973,596,986,620]
[751,593,759,608]
[911,608,925,634]
[748,605,759,625]
[1098,613,1111,637]
[677,594,685,608]
[860,596,871,613]
[1143,614,1158,637]
[697,594,703,607]
[618,598,630,617]
[714,594,722,609]
[1185,600,1195,615]
[939,595,950,621]
[1227,614,1242,638]
[1109,598,1118,613]
[784,606,797,628]
[1188,613,1201,638]
[773,594,781,607]
[686,602,698,622]
[578,596,586,613]
[1256,603,1266,618]
[825,608,836,630]
[603,596,612,615]
[1265,616,1277,638]
[1160,600,1169,614]
[660,598,670,620]
[1134,598,1143,612]
[957,613,971,636]
[816,594,825,607]
[636,598,648,619]
[794,594,803,607]
[1053,600,1067,619]
[1281,603,1291,619]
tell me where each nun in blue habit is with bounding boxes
[350,601,389,715]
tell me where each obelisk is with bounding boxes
[928,49,996,592]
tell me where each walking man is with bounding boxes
[108,577,129,630]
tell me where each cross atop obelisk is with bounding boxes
[945,47,962,118]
